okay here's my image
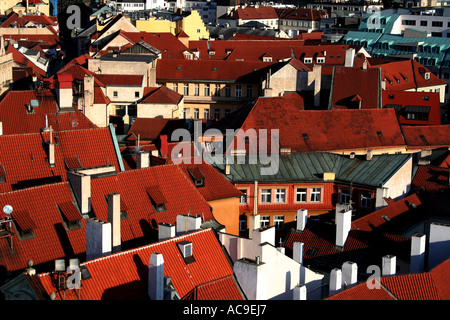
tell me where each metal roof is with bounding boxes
[213,152,411,188]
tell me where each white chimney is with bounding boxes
[84,74,95,107]
[382,255,396,276]
[253,226,275,247]
[428,223,450,269]
[329,268,342,296]
[176,213,201,236]
[148,252,164,300]
[293,242,304,265]
[107,193,121,253]
[48,125,55,167]
[67,172,91,214]
[293,284,307,300]
[344,48,355,67]
[158,222,175,241]
[86,218,112,261]
[136,151,150,169]
[56,73,74,109]
[0,121,3,136]
[248,214,260,239]
[253,180,258,216]
[410,233,426,273]
[225,164,231,175]
[342,261,357,287]
[296,209,307,231]
[335,209,352,248]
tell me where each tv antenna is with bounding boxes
[1,205,14,254]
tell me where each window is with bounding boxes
[197,29,201,33]
[235,84,242,100]
[274,188,286,203]
[183,108,190,119]
[183,83,189,96]
[225,85,231,97]
[193,108,199,119]
[113,91,118,98]
[214,108,220,119]
[239,190,247,204]
[340,189,350,204]
[260,189,272,203]
[310,188,321,202]
[296,188,307,202]
[421,20,427,26]
[432,21,443,27]
[246,85,253,98]
[402,20,416,26]
[274,216,284,230]
[317,57,325,64]
[361,193,372,208]
[260,216,270,227]
[224,109,231,117]
[134,91,139,98]
[194,84,199,96]
[172,83,178,93]
[303,57,313,64]
[239,215,247,231]
[203,108,209,119]
[214,84,220,97]
[204,84,210,96]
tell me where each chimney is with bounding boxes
[225,164,231,175]
[382,255,396,276]
[67,172,91,214]
[366,149,373,161]
[158,223,175,241]
[253,226,275,247]
[84,75,95,107]
[428,223,450,269]
[296,209,307,232]
[248,214,260,239]
[344,48,355,67]
[56,73,74,109]
[253,180,258,215]
[362,58,368,70]
[176,213,201,236]
[329,268,342,296]
[86,218,112,261]
[136,151,150,169]
[48,126,55,167]
[410,233,426,273]
[0,121,2,136]
[335,209,352,248]
[293,284,307,300]
[323,172,335,181]
[107,193,121,253]
[293,242,304,264]
[342,261,357,287]
[148,252,164,300]
[160,135,168,157]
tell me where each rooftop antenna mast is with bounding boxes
[1,205,14,254]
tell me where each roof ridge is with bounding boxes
[0,181,69,196]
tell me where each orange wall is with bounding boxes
[209,197,240,236]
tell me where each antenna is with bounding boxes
[1,205,14,253]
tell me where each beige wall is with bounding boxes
[382,156,413,204]
[405,84,446,103]
[137,100,183,119]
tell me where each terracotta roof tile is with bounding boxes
[140,85,182,104]
[412,165,450,193]
[58,201,82,222]
[402,125,450,149]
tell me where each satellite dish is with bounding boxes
[3,205,12,215]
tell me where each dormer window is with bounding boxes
[12,210,36,240]
[316,57,325,64]
[303,57,313,64]
[0,162,6,183]
[424,72,431,80]
[146,186,167,213]
[187,166,205,188]
[58,201,83,231]
[263,57,272,62]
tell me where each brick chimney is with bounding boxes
[55,73,74,109]
[86,218,112,261]
[107,193,121,253]
[148,252,164,300]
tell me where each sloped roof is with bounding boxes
[330,66,381,109]
[0,89,97,135]
[127,118,187,142]
[140,85,182,105]
[33,229,244,300]
[6,44,46,77]
[402,125,450,149]
[327,258,450,300]
[228,6,278,20]
[221,97,406,153]
[352,193,423,232]
[276,8,328,21]
[95,74,143,86]
[412,165,450,193]
[179,162,242,202]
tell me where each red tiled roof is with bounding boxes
[276,8,328,20]
[231,97,406,153]
[179,162,242,202]
[429,258,450,299]
[6,44,46,77]
[439,153,450,168]
[0,182,86,272]
[402,125,450,149]
[2,34,60,47]
[95,74,143,86]
[35,229,243,300]
[0,12,58,29]
[331,66,381,109]
[230,6,278,20]
[282,92,305,110]
[352,193,423,231]
[140,85,182,104]
[326,280,395,300]
[382,90,441,125]
[58,201,82,222]
[127,118,187,142]
[412,165,450,193]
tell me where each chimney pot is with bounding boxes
[0,121,3,136]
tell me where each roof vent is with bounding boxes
[176,66,182,70]
[377,131,383,137]
[303,133,309,140]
